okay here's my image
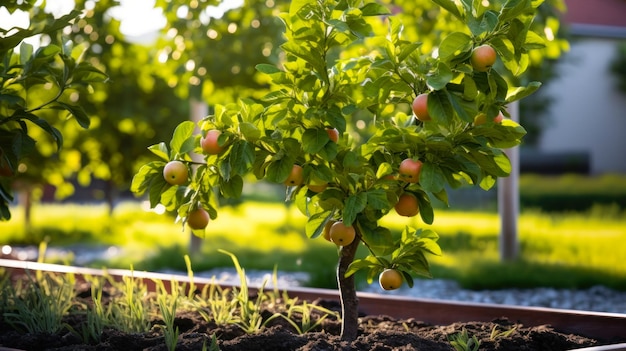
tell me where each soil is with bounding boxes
[0,285,611,351]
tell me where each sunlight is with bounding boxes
[1,0,244,44]
[107,0,166,39]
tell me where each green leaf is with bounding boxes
[34,43,62,60]
[376,162,393,179]
[345,256,383,278]
[427,62,453,90]
[480,175,497,190]
[437,32,472,62]
[220,175,244,198]
[466,148,510,177]
[468,10,499,36]
[170,121,196,156]
[360,3,391,16]
[179,136,197,155]
[499,0,533,22]
[148,142,170,161]
[366,189,389,210]
[427,90,454,125]
[19,42,33,64]
[506,81,542,102]
[447,90,475,123]
[54,101,90,128]
[397,43,421,63]
[255,63,282,74]
[239,122,262,143]
[342,192,367,226]
[318,141,339,161]
[302,128,330,154]
[431,0,463,20]
[229,140,255,176]
[305,210,334,239]
[71,62,108,83]
[149,173,171,208]
[318,188,346,211]
[265,158,294,184]
[420,163,446,193]
[0,94,25,107]
[416,193,435,224]
[494,150,512,174]
[492,36,518,74]
[523,29,546,50]
[131,161,165,195]
[462,75,479,101]
[358,223,395,256]
[432,187,449,206]
[29,116,63,150]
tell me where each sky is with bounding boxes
[0,0,243,41]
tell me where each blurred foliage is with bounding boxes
[519,173,626,212]
[0,4,108,220]
[610,41,626,93]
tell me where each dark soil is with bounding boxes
[0,291,609,351]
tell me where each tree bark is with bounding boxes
[189,98,207,254]
[337,235,360,341]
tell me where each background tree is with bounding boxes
[60,0,191,212]
[0,3,107,224]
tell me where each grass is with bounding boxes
[1,199,625,291]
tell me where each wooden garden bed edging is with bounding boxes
[2,258,626,349]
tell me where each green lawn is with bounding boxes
[1,200,625,291]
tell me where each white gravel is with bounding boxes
[361,278,626,315]
[190,267,626,315]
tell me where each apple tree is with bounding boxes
[0,4,108,221]
[132,0,545,341]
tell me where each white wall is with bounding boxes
[538,37,626,174]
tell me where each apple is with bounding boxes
[470,45,497,72]
[326,128,339,143]
[398,158,422,183]
[187,208,210,230]
[329,221,356,246]
[201,130,225,155]
[283,164,304,186]
[412,93,431,122]
[394,193,420,217]
[163,160,188,185]
[474,112,504,126]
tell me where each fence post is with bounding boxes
[498,100,520,261]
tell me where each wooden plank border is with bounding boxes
[2,259,626,345]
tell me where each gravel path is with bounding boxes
[191,267,626,315]
[361,278,626,315]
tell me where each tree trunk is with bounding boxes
[105,179,115,217]
[20,187,32,242]
[189,98,207,254]
[337,234,360,341]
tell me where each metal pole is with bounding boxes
[498,100,520,261]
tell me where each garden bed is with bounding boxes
[1,259,626,351]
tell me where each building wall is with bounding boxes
[537,37,626,174]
